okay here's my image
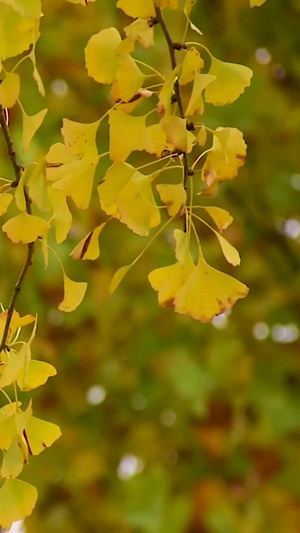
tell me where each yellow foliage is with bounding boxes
[205,55,253,106]
[0,72,20,108]
[202,127,247,185]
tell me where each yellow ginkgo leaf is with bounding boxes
[174,229,189,265]
[109,110,148,162]
[0,403,21,452]
[124,18,154,48]
[14,171,26,211]
[1,439,25,479]
[27,161,51,212]
[175,257,248,322]
[214,232,240,266]
[29,48,45,96]
[22,108,47,152]
[154,0,178,7]
[109,264,132,293]
[202,127,247,185]
[58,273,87,312]
[2,212,50,243]
[205,55,253,106]
[149,255,194,307]
[156,183,186,217]
[185,73,216,116]
[115,55,145,102]
[0,6,40,61]
[17,359,57,391]
[70,223,106,260]
[161,116,188,152]
[98,162,135,217]
[46,142,70,165]
[116,37,136,55]
[49,159,96,210]
[0,72,20,108]
[117,0,155,18]
[179,47,204,86]
[0,479,37,530]
[146,123,174,158]
[85,28,122,84]
[157,66,179,116]
[24,416,61,456]
[0,310,35,347]
[0,192,13,215]
[202,206,233,231]
[61,118,99,164]
[66,0,95,3]
[1,0,42,18]
[0,350,25,388]
[250,0,267,6]
[48,187,72,244]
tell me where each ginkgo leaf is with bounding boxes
[66,0,95,3]
[0,412,16,452]
[174,229,189,265]
[250,0,267,5]
[197,126,207,146]
[1,439,25,479]
[22,108,47,152]
[0,479,37,530]
[27,160,51,212]
[185,73,216,116]
[0,350,25,388]
[70,223,105,260]
[124,18,154,48]
[214,232,240,266]
[202,127,247,185]
[14,171,26,211]
[85,28,122,84]
[109,264,132,293]
[0,5,40,61]
[46,142,70,164]
[202,206,233,231]
[179,47,204,86]
[17,359,57,391]
[2,212,50,243]
[98,162,135,217]
[115,55,145,102]
[29,48,45,96]
[149,255,194,307]
[175,257,248,322]
[1,0,42,18]
[116,0,155,18]
[205,55,253,106]
[61,118,99,164]
[0,192,13,215]
[48,187,72,244]
[156,183,186,217]
[116,37,136,55]
[58,273,87,312]
[146,123,174,158]
[109,110,148,162]
[24,416,61,456]
[161,116,188,152]
[0,72,20,108]
[158,66,179,116]
[48,159,97,210]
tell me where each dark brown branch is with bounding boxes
[0,106,35,354]
[155,7,190,228]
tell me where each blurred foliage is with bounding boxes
[1,0,300,531]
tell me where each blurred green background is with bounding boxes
[1,0,300,531]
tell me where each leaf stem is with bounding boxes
[0,106,35,355]
[155,7,190,231]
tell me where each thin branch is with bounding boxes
[155,7,190,229]
[0,106,35,354]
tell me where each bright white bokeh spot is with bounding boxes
[272,324,299,344]
[131,393,147,410]
[255,47,271,65]
[47,309,64,327]
[160,409,176,427]
[8,521,25,533]
[283,219,300,239]
[86,385,106,405]
[117,454,144,481]
[51,78,68,97]
[253,322,270,340]
[212,312,229,329]
[290,174,300,191]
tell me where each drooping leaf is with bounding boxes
[0,193,13,216]
[23,416,61,455]
[70,223,106,260]
[214,232,241,266]
[205,55,253,106]
[48,160,96,210]
[1,439,25,479]
[0,0,42,18]
[0,479,37,530]
[156,183,186,217]
[0,72,20,108]
[27,160,51,212]
[174,229,189,265]
[149,254,194,307]
[109,264,132,293]
[61,118,100,164]
[98,162,135,217]
[146,123,174,158]
[2,212,50,243]
[124,18,154,48]
[85,28,122,84]
[48,187,72,244]
[202,206,233,231]
[115,55,145,102]
[185,73,216,116]
[202,127,247,185]
[109,110,148,162]
[17,359,57,391]
[196,126,207,146]
[22,108,47,152]
[58,273,87,312]
[175,257,248,322]
[0,5,40,61]
[179,47,204,86]
[161,116,188,152]
[0,350,25,388]
[116,0,155,18]
[157,66,179,116]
